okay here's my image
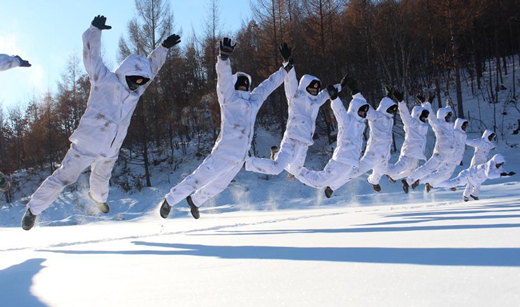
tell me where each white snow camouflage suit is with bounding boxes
[335,96,397,188]
[27,25,168,215]
[245,68,332,177]
[297,93,369,188]
[164,56,286,207]
[387,102,430,180]
[406,102,454,184]
[436,154,506,198]
[0,54,22,71]
[420,118,468,187]
[467,129,495,167]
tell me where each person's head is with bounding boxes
[386,104,398,114]
[235,75,250,91]
[483,129,496,142]
[125,76,150,91]
[233,72,252,92]
[376,97,397,117]
[492,154,506,169]
[115,54,153,92]
[454,118,468,132]
[411,106,429,123]
[419,109,429,123]
[358,104,369,118]
[436,106,452,123]
[299,75,321,97]
[346,93,369,120]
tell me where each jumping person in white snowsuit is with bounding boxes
[244,50,335,179]
[467,129,496,167]
[159,39,289,220]
[420,117,469,192]
[436,154,515,201]
[297,77,369,197]
[405,96,455,190]
[331,87,398,194]
[386,93,430,193]
[21,15,180,230]
[0,54,31,71]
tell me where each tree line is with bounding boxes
[1,0,519,197]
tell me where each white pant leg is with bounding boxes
[285,141,309,176]
[297,160,353,189]
[436,169,470,188]
[408,154,443,184]
[190,163,243,206]
[245,138,297,175]
[28,146,96,215]
[463,183,474,198]
[387,156,419,180]
[470,183,481,197]
[89,157,118,203]
[165,154,235,206]
[421,162,458,186]
[367,155,390,185]
[328,153,376,191]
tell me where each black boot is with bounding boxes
[386,175,396,184]
[325,186,334,198]
[463,196,469,202]
[411,180,420,190]
[21,208,37,231]
[159,199,172,219]
[186,196,200,219]
[401,179,409,194]
[470,195,479,201]
[450,187,457,191]
[88,192,109,213]
[371,184,381,192]
[425,183,432,193]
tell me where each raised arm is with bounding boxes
[0,54,31,71]
[82,16,111,84]
[216,38,237,104]
[251,67,286,103]
[330,96,349,128]
[284,66,299,103]
[398,101,413,127]
[138,34,179,93]
[465,138,481,148]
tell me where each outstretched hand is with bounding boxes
[416,93,426,103]
[279,42,292,62]
[15,55,31,67]
[427,93,435,103]
[162,34,181,48]
[341,74,359,96]
[219,37,236,60]
[91,15,111,30]
[327,85,339,100]
[392,90,404,103]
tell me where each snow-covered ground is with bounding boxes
[1,57,519,306]
[1,186,520,306]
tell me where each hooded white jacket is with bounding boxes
[364,97,396,160]
[212,57,286,162]
[398,102,429,160]
[330,93,368,166]
[69,25,168,158]
[453,118,468,164]
[422,102,456,157]
[439,154,506,189]
[0,54,21,71]
[467,129,496,167]
[283,69,331,145]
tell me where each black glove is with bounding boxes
[416,93,426,103]
[500,172,515,177]
[384,86,393,98]
[219,37,236,60]
[15,55,31,67]
[427,93,435,103]
[460,161,463,166]
[343,76,359,96]
[327,85,339,100]
[162,34,181,48]
[279,42,292,63]
[392,90,404,102]
[91,15,112,30]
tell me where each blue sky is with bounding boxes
[0,0,251,112]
